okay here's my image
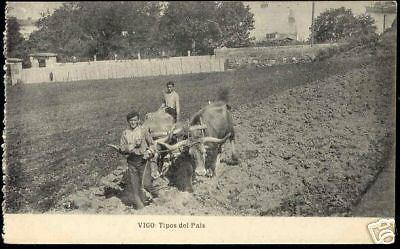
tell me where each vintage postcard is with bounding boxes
[2,1,396,244]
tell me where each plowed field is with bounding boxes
[4,33,395,216]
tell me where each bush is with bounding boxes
[315,45,342,61]
[346,32,379,50]
[376,26,397,61]
[315,32,379,61]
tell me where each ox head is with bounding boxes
[155,133,230,176]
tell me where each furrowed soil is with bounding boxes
[4,32,395,215]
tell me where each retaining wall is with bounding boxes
[215,43,341,69]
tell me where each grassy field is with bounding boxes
[5,57,373,213]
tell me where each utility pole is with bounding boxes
[310,1,315,47]
[383,14,386,31]
[382,4,386,32]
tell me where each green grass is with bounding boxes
[4,58,370,213]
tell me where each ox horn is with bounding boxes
[172,124,207,135]
[200,133,231,144]
[154,136,170,144]
[156,140,188,151]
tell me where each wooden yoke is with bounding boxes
[150,124,207,139]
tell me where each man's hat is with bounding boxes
[127,110,140,121]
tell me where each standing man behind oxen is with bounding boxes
[161,81,180,123]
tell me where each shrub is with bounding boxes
[376,26,397,61]
[346,32,379,50]
[315,45,341,61]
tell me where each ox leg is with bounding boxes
[175,163,194,192]
[185,164,194,193]
[171,156,195,192]
[230,140,239,165]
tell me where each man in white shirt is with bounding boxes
[161,81,180,123]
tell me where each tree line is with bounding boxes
[6,1,255,64]
[310,7,378,45]
[7,2,382,66]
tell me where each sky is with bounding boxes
[7,1,375,41]
[6,2,63,20]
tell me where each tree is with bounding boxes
[6,16,25,58]
[28,2,162,61]
[159,1,219,56]
[76,2,162,59]
[26,1,255,60]
[159,1,255,55]
[215,1,255,48]
[29,2,88,61]
[352,14,376,36]
[346,13,378,48]
[311,7,378,43]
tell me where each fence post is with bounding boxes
[180,58,183,75]
[132,61,136,78]
[136,60,140,77]
[164,59,168,75]
[199,59,202,73]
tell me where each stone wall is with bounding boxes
[215,43,341,69]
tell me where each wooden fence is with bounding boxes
[20,55,225,84]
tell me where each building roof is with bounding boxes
[29,52,58,57]
[265,33,296,41]
[6,58,23,63]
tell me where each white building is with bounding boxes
[245,1,375,42]
[246,2,300,41]
[366,1,397,34]
[29,53,58,68]
[6,58,23,85]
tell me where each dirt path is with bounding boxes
[351,145,395,217]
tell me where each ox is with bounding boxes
[157,100,238,181]
[143,108,224,192]
[189,101,239,177]
[143,108,176,137]
[156,131,230,192]
[110,102,237,195]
